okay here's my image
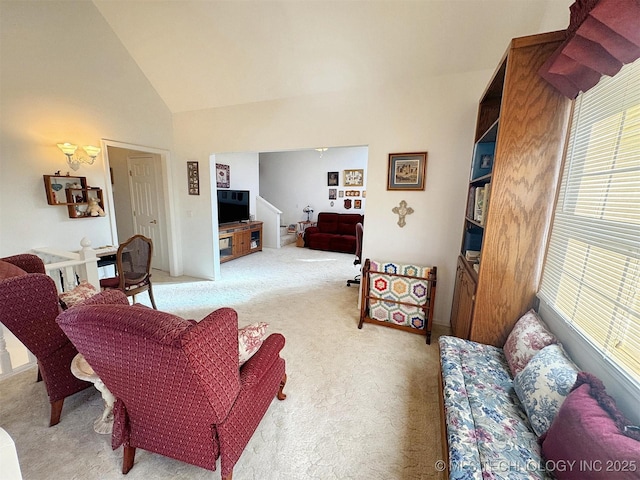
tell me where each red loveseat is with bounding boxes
[304,212,364,254]
[57,297,287,478]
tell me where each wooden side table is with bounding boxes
[296,221,315,247]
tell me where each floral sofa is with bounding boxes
[439,310,640,480]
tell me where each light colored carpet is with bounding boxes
[0,245,447,480]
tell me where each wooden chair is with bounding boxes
[99,235,157,309]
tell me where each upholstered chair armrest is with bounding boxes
[304,226,320,238]
[240,333,285,389]
[1,254,45,274]
[76,289,129,306]
[181,307,242,423]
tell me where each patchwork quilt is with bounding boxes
[368,260,433,330]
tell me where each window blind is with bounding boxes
[539,60,640,386]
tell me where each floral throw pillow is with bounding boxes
[503,309,557,377]
[59,281,98,309]
[238,322,269,366]
[513,343,579,437]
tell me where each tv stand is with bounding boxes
[219,221,263,263]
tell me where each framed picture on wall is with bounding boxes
[329,188,337,200]
[328,171,339,186]
[387,152,427,190]
[216,163,230,188]
[187,161,200,195]
[343,169,364,187]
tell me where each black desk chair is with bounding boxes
[347,222,363,286]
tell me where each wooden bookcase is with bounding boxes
[449,31,572,346]
[43,174,104,219]
[219,221,263,263]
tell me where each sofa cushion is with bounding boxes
[541,372,640,480]
[317,213,339,234]
[330,235,356,253]
[439,336,546,479]
[504,309,557,377]
[0,261,27,280]
[513,344,579,437]
[336,214,362,235]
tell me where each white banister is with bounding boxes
[78,237,99,289]
[256,196,282,249]
[32,237,100,292]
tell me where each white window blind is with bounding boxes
[539,60,640,386]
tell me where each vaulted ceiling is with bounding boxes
[93,0,571,113]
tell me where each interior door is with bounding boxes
[128,154,168,271]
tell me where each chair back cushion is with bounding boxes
[0,260,27,280]
[336,214,363,235]
[317,212,339,233]
[0,273,68,357]
[0,254,46,275]
[316,212,364,235]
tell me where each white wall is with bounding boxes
[173,72,487,325]
[215,152,260,217]
[259,146,368,226]
[0,1,173,255]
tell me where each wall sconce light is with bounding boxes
[57,142,101,171]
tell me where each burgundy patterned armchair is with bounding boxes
[0,254,126,426]
[57,302,287,479]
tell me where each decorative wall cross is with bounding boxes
[392,200,414,227]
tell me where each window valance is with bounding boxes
[539,0,640,98]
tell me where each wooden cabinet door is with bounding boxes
[450,257,476,339]
[235,230,251,256]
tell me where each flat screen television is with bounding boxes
[217,189,251,224]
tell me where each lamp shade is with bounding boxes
[57,143,78,155]
[82,145,101,158]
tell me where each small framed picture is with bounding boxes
[329,188,337,200]
[354,199,362,209]
[480,154,493,169]
[187,161,200,195]
[343,169,364,187]
[387,152,427,191]
[328,171,339,186]
[216,163,230,188]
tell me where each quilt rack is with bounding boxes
[358,258,437,344]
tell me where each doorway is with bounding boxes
[101,140,179,275]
